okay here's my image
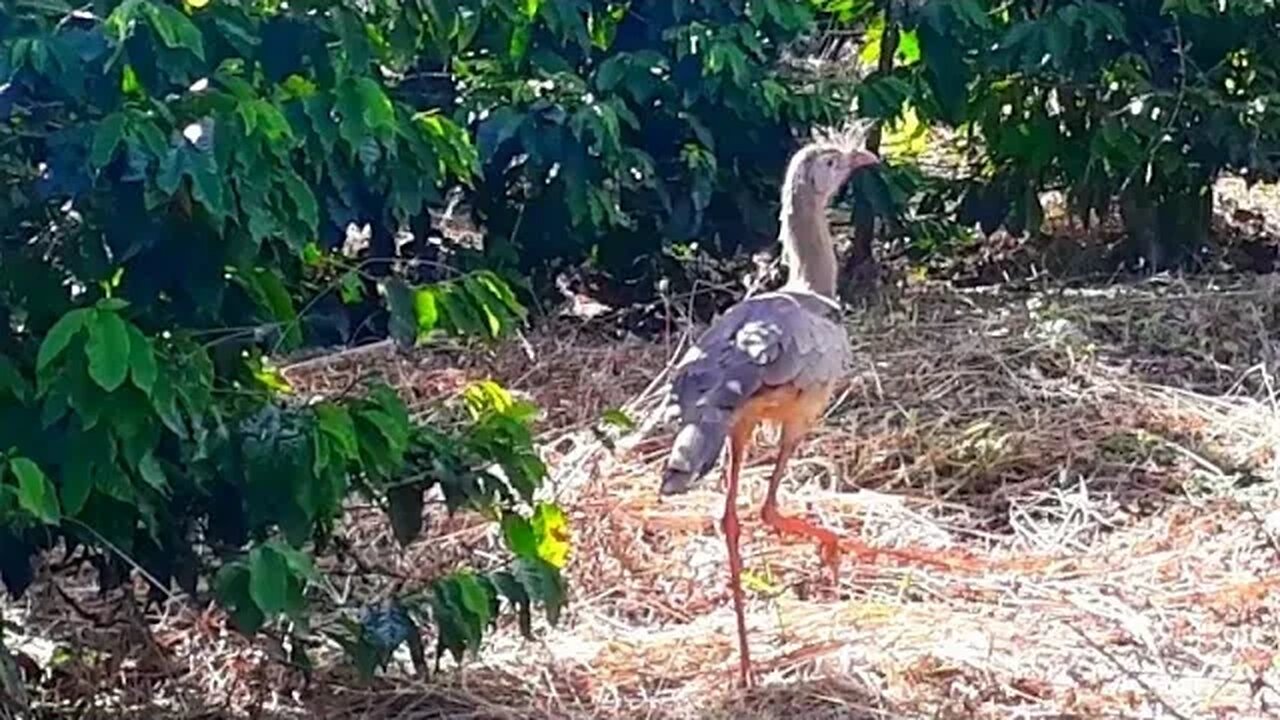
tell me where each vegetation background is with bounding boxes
[3,1,1280,718]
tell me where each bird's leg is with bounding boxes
[759,427,844,583]
[760,435,978,578]
[721,425,753,689]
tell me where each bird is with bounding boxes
[658,139,879,688]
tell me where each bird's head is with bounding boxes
[785,129,881,203]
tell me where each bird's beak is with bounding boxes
[846,149,881,173]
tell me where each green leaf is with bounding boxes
[251,268,302,350]
[492,570,533,638]
[248,544,289,615]
[917,19,969,124]
[0,355,31,403]
[137,452,167,493]
[430,581,470,662]
[90,113,129,169]
[435,576,484,654]
[384,278,418,348]
[360,409,410,458]
[215,564,266,634]
[1044,16,1071,64]
[436,285,485,337]
[281,171,319,237]
[188,152,228,220]
[461,276,506,337]
[11,458,60,524]
[414,287,439,333]
[595,55,628,91]
[85,311,132,392]
[514,557,566,625]
[270,541,318,582]
[599,408,635,431]
[315,404,358,461]
[354,78,395,131]
[127,326,158,395]
[150,373,186,438]
[142,2,206,59]
[121,63,142,95]
[60,450,95,517]
[474,271,527,320]
[509,22,531,61]
[455,573,492,631]
[501,513,538,559]
[37,309,90,371]
[338,272,364,304]
[97,297,129,312]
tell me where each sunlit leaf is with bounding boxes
[599,408,635,431]
[532,503,570,569]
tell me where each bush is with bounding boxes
[859,0,1280,270]
[449,0,853,287]
[0,0,564,675]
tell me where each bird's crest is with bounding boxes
[786,118,876,188]
[810,118,876,153]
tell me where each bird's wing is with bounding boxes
[670,291,850,420]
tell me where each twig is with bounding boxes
[1064,622,1193,720]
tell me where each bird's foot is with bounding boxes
[761,505,844,584]
[761,504,983,581]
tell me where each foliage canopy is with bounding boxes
[0,0,567,675]
[853,0,1280,270]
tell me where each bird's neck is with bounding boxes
[779,190,838,299]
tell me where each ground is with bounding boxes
[7,182,1280,719]
[8,268,1280,719]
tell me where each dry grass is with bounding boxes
[472,274,1280,720]
[7,273,1280,720]
[273,275,1280,717]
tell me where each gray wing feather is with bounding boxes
[660,290,849,493]
[670,291,849,422]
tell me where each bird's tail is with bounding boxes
[660,414,729,495]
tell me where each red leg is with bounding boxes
[760,426,844,583]
[722,425,753,688]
